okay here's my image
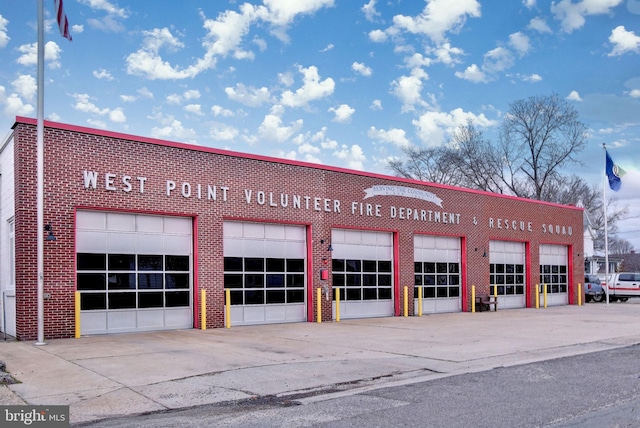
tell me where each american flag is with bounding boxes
[54,0,72,41]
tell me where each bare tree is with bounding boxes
[609,237,635,255]
[499,93,588,200]
[388,146,466,185]
[445,122,506,193]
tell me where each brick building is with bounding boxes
[0,117,584,340]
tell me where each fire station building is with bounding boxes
[0,117,583,340]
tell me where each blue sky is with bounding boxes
[0,0,639,249]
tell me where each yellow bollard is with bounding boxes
[201,289,207,330]
[471,285,476,313]
[403,286,408,317]
[543,284,548,308]
[317,288,322,323]
[75,291,81,338]
[493,284,498,299]
[225,289,231,328]
[535,284,540,309]
[336,287,340,322]
[578,283,582,306]
[418,286,423,317]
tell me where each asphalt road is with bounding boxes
[75,344,640,428]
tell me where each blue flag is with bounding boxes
[605,150,626,191]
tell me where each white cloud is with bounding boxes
[166,94,182,104]
[120,95,136,102]
[391,67,429,112]
[528,17,552,33]
[16,41,62,68]
[88,15,126,33]
[109,108,126,123]
[183,89,201,100]
[184,104,204,115]
[253,36,267,51]
[509,32,530,57]
[320,44,334,53]
[368,126,411,148]
[71,24,84,35]
[93,69,114,80]
[225,83,272,107]
[258,105,303,142]
[12,75,36,101]
[629,89,640,98]
[521,73,542,82]
[278,72,294,86]
[412,108,496,146]
[72,93,127,123]
[0,86,34,116]
[212,105,234,117]
[280,65,335,108]
[551,0,624,33]
[79,0,128,18]
[138,87,154,99]
[405,53,432,69]
[608,25,640,56]
[567,90,583,101]
[370,99,383,110]
[368,29,388,43]
[87,119,107,129]
[209,123,239,141]
[455,63,487,83]
[523,0,536,8]
[391,0,481,42]
[333,144,366,170]
[125,27,200,79]
[73,93,109,115]
[352,62,373,77]
[262,0,335,27]
[483,46,514,73]
[428,43,464,65]
[0,15,9,48]
[328,104,355,123]
[151,119,197,142]
[125,1,334,80]
[362,0,381,22]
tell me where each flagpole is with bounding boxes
[603,144,609,306]
[36,0,46,345]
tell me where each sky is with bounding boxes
[0,0,639,250]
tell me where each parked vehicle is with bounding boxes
[602,272,640,302]
[583,274,603,303]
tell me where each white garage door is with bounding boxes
[539,244,569,306]
[331,229,394,319]
[414,235,461,313]
[223,221,307,326]
[489,241,526,309]
[76,211,193,335]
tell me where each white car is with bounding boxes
[603,272,640,302]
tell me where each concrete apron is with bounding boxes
[2,303,640,424]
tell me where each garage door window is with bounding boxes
[539,264,567,293]
[224,257,305,305]
[331,259,393,301]
[490,263,525,295]
[77,253,190,310]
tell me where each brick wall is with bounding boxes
[11,119,584,340]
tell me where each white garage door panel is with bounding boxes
[223,221,307,326]
[332,229,395,320]
[77,211,193,335]
[414,235,462,314]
